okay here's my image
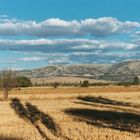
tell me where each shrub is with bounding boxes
[16,76,32,87]
[53,82,60,88]
[81,80,89,87]
[133,76,139,85]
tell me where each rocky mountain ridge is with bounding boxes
[16,60,140,82]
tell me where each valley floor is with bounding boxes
[0,86,140,140]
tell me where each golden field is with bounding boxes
[0,86,140,140]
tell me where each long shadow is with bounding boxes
[78,96,140,108]
[10,98,50,140]
[10,98,28,119]
[10,98,70,140]
[74,100,140,115]
[26,102,61,137]
[65,108,140,133]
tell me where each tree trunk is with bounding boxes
[3,90,9,100]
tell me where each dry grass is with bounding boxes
[0,86,140,140]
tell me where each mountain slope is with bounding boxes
[16,60,140,82]
[17,64,110,78]
[100,60,140,82]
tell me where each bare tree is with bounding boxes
[0,70,17,100]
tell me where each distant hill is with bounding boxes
[16,60,140,82]
[100,60,140,82]
[17,64,110,78]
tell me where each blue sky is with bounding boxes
[0,0,140,70]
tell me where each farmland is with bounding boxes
[0,86,140,140]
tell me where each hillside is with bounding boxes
[16,60,140,82]
[17,64,110,79]
[100,60,140,82]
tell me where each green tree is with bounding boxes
[81,80,89,87]
[53,82,60,88]
[16,76,32,87]
[133,76,139,85]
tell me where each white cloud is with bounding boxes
[0,16,139,67]
[81,17,140,37]
[133,31,140,38]
[71,40,137,50]
[48,57,71,64]
[0,17,139,37]
[19,53,71,64]
[20,57,44,61]
[0,38,137,51]
[0,15,8,18]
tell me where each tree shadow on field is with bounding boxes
[26,102,61,137]
[10,98,28,119]
[65,108,140,133]
[0,136,23,140]
[10,98,60,140]
[78,96,140,108]
[70,96,140,133]
[10,98,48,139]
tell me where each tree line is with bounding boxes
[0,70,139,100]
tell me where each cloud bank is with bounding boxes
[0,16,140,69]
[0,38,137,52]
[0,17,139,37]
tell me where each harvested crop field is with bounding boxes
[0,86,140,140]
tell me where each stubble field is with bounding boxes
[0,86,140,140]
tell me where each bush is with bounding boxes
[53,82,60,88]
[133,76,139,85]
[81,80,89,87]
[16,76,32,87]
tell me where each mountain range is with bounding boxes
[17,60,140,82]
